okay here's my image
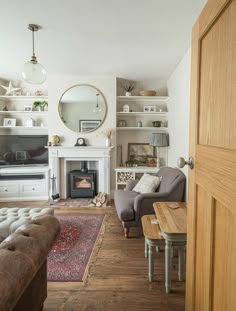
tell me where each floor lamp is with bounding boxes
[149,133,169,168]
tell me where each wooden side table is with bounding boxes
[141,215,165,282]
[153,202,187,293]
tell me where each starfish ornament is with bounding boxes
[0,81,21,96]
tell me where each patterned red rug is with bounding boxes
[47,213,105,282]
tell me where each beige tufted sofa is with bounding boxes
[0,207,54,242]
[0,214,60,311]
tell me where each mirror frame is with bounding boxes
[58,83,107,133]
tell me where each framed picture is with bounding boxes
[146,156,158,167]
[24,105,32,111]
[128,143,156,166]
[149,105,156,112]
[3,118,16,127]
[79,120,101,133]
[15,151,27,160]
[143,105,150,112]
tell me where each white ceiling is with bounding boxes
[0,0,207,82]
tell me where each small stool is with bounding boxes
[141,214,165,282]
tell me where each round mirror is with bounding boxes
[58,84,107,133]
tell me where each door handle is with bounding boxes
[177,157,194,169]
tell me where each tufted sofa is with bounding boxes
[0,207,54,242]
[0,214,60,311]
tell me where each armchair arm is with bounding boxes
[126,179,139,191]
[134,192,170,219]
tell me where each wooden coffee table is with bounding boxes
[153,202,187,293]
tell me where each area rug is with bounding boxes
[47,213,105,282]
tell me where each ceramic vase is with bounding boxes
[105,137,111,147]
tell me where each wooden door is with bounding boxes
[186,0,236,310]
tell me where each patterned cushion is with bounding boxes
[132,173,161,194]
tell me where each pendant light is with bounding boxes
[22,24,47,84]
[93,93,102,113]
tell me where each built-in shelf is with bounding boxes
[0,96,48,101]
[0,126,48,130]
[117,96,169,102]
[117,127,168,131]
[0,111,48,115]
[117,112,168,116]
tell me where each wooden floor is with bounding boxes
[0,201,185,311]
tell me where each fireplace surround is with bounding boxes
[48,146,113,199]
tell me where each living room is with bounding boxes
[1,0,236,310]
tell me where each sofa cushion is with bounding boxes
[114,190,139,221]
[132,173,161,194]
[0,207,54,242]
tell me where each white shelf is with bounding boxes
[0,96,48,101]
[0,111,48,115]
[117,96,169,102]
[117,127,168,131]
[117,112,168,116]
[0,126,48,130]
[115,166,158,172]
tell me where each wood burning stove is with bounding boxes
[69,162,97,198]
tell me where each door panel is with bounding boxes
[186,0,236,310]
[213,201,236,311]
[195,186,213,311]
[199,0,236,149]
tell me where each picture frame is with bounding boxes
[149,105,156,112]
[15,151,27,160]
[143,105,156,112]
[24,105,32,112]
[128,143,156,166]
[146,156,158,167]
[79,120,101,133]
[143,105,150,112]
[3,118,16,127]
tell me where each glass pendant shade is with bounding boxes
[22,59,46,84]
[22,24,46,84]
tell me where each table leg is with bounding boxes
[165,239,172,293]
[144,238,148,258]
[178,245,185,281]
[148,244,154,282]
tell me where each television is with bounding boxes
[0,135,48,167]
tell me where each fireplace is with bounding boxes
[69,170,97,198]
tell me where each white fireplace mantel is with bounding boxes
[48,146,113,199]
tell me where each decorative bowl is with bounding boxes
[152,121,162,127]
[139,90,156,96]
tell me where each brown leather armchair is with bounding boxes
[114,167,186,237]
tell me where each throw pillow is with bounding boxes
[132,173,161,193]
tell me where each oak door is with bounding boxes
[186,0,236,310]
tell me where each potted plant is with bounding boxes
[122,82,135,96]
[33,100,48,111]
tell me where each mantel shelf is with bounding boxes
[117,96,169,102]
[0,96,48,101]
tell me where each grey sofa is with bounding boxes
[114,167,186,237]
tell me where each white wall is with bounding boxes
[48,74,117,192]
[167,48,191,180]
